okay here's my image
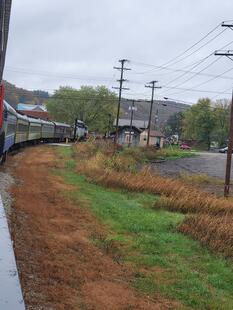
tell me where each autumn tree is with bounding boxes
[183,98,215,150]
[212,99,230,147]
[164,111,184,138]
[46,85,117,133]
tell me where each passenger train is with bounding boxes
[0,100,88,163]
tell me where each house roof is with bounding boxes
[18,110,50,120]
[17,103,47,112]
[118,125,142,133]
[114,118,148,129]
[144,129,165,137]
[145,130,165,137]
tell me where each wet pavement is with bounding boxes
[152,152,230,179]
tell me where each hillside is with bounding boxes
[4,80,49,108]
[3,81,189,130]
[120,98,190,129]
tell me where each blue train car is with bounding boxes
[3,101,17,153]
[0,86,5,160]
[0,98,87,164]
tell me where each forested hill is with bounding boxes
[120,98,190,129]
[4,80,49,108]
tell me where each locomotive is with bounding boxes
[0,98,87,163]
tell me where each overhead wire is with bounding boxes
[165,65,233,97]
[159,23,222,67]
[159,28,227,68]
[163,57,221,92]
[131,23,222,75]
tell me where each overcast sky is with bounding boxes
[3,0,233,103]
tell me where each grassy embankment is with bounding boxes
[53,144,233,310]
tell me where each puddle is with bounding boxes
[0,195,25,309]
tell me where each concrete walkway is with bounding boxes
[0,195,25,309]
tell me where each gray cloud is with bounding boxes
[3,0,233,103]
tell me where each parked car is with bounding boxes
[180,143,191,150]
[219,146,233,153]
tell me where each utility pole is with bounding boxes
[145,81,161,146]
[113,59,131,145]
[215,48,233,197]
[128,100,137,147]
[221,21,233,29]
[107,113,112,138]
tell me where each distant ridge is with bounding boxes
[120,98,190,129]
[4,80,49,108]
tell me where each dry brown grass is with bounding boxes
[74,141,233,258]
[77,154,233,216]
[179,214,233,258]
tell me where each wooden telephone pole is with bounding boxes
[215,33,233,196]
[145,81,161,146]
[128,100,137,147]
[113,59,131,145]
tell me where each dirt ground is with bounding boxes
[152,152,227,179]
[4,146,175,310]
[151,152,233,196]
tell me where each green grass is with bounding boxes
[53,147,233,309]
[121,145,197,162]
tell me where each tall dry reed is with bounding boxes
[74,142,233,258]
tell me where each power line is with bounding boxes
[3,84,231,102]
[160,28,227,68]
[210,86,233,100]
[131,38,233,81]
[161,85,231,95]
[158,23,222,68]
[8,61,233,82]
[5,66,115,83]
[162,56,221,90]
[157,38,233,95]
[166,65,233,97]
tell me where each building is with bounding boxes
[117,126,142,146]
[114,119,164,148]
[140,130,165,148]
[114,119,148,130]
[17,103,50,120]
[113,119,148,146]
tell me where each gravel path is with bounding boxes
[0,171,14,215]
[151,152,229,179]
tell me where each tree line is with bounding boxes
[5,78,227,148]
[165,98,230,150]
[46,85,117,133]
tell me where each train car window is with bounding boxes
[7,122,16,135]
[30,125,41,133]
[6,113,17,135]
[18,123,29,132]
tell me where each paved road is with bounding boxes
[152,152,230,179]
